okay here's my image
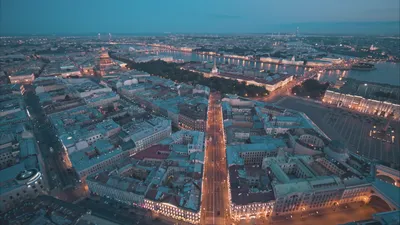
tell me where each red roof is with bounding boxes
[132,144,171,160]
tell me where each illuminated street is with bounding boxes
[237,202,381,225]
[25,91,88,202]
[201,92,231,225]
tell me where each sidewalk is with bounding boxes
[270,202,366,223]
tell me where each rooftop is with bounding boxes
[132,144,171,160]
[69,139,123,172]
[227,141,286,166]
[0,195,87,225]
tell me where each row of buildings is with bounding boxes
[6,48,125,85]
[102,74,209,132]
[186,61,294,93]
[0,84,47,213]
[86,130,205,224]
[32,77,172,179]
[222,96,397,221]
[30,71,209,224]
[260,56,343,67]
[0,195,129,225]
[323,78,400,121]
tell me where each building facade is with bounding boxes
[144,199,200,224]
[9,72,35,84]
[323,90,400,120]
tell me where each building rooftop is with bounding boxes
[227,141,286,166]
[84,91,119,105]
[123,117,171,142]
[273,176,343,198]
[229,165,275,205]
[372,179,400,209]
[88,171,145,195]
[66,78,111,94]
[373,210,400,225]
[132,144,171,160]
[0,110,28,126]
[0,195,88,225]
[69,139,123,172]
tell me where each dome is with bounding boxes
[16,169,41,185]
[123,80,133,86]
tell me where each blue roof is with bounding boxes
[0,162,25,183]
[193,163,202,173]
[172,144,188,154]
[167,151,187,162]
[275,116,300,122]
[224,120,233,128]
[227,142,286,166]
[372,179,400,209]
[373,210,400,224]
[227,141,286,153]
[93,139,114,153]
[250,135,284,144]
[19,138,37,158]
[252,122,264,129]
[70,145,123,172]
[189,152,204,162]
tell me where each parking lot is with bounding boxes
[277,97,400,168]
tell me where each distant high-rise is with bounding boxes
[98,33,101,40]
[296,27,300,37]
[109,33,112,42]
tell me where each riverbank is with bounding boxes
[121,44,400,86]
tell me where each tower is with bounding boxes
[211,58,218,74]
[98,33,101,40]
[109,33,112,42]
[296,27,299,37]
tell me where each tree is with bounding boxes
[291,79,329,99]
[123,60,269,97]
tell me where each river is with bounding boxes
[121,45,400,86]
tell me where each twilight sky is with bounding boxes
[1,0,399,35]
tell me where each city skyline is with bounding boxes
[1,1,400,224]
[1,0,400,35]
